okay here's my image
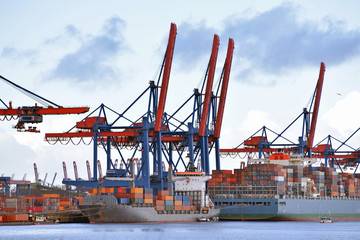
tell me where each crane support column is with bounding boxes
[107,136,111,171]
[93,129,98,180]
[156,131,163,189]
[187,122,195,167]
[142,117,151,188]
[307,62,325,155]
[199,34,220,174]
[214,38,234,170]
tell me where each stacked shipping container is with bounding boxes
[89,187,196,212]
[0,195,80,214]
[208,164,360,198]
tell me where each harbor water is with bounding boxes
[1,221,360,240]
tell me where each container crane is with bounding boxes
[220,62,326,159]
[0,75,89,132]
[44,23,234,190]
[313,128,360,174]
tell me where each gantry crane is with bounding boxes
[312,128,360,174]
[44,23,235,190]
[220,62,326,159]
[0,75,89,132]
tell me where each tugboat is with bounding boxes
[320,217,333,223]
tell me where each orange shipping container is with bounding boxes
[43,194,60,198]
[164,196,173,201]
[143,199,153,204]
[131,188,144,194]
[60,201,70,206]
[174,201,182,206]
[174,206,182,211]
[4,214,28,222]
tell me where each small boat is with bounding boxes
[320,217,333,223]
[33,216,59,225]
[198,216,219,222]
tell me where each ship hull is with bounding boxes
[213,198,360,221]
[79,204,220,223]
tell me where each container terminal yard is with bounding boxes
[1,23,360,224]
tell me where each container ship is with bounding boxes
[79,171,219,223]
[208,153,360,221]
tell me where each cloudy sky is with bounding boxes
[1,1,360,184]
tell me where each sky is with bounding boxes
[1,0,360,185]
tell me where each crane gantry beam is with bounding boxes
[0,74,89,132]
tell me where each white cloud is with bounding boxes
[322,91,360,138]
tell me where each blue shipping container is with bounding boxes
[183,196,191,201]
[165,200,173,205]
[118,198,130,204]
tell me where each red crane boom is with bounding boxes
[199,34,220,137]
[307,62,325,149]
[214,38,234,139]
[154,23,177,132]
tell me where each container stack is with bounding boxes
[90,187,198,212]
[143,188,153,205]
[209,165,284,197]
[156,190,173,211]
[0,195,78,213]
[0,214,29,222]
[209,163,360,198]
[131,187,144,204]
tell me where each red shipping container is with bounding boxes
[143,193,153,199]
[2,208,16,212]
[34,207,43,212]
[155,200,164,206]
[155,205,165,211]
[157,190,169,196]
[182,205,191,211]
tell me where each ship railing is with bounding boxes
[208,185,280,199]
[284,195,360,201]
[208,185,360,200]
